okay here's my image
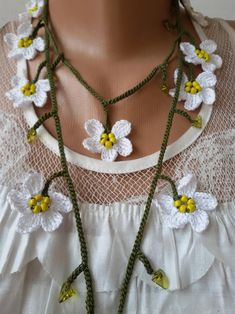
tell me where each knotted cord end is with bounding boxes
[59,281,77,303]
[152,269,169,289]
[58,263,85,303]
[192,115,202,128]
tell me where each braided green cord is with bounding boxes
[51,30,181,132]
[61,32,182,108]
[105,65,162,105]
[32,60,47,83]
[160,63,169,91]
[159,175,179,200]
[117,51,184,313]
[102,101,111,132]
[183,30,198,47]
[41,17,196,118]
[41,170,66,195]
[188,62,195,81]
[29,19,44,39]
[42,2,94,312]
[137,251,154,275]
[32,53,64,83]
[62,58,105,104]
[32,111,54,129]
[117,2,184,311]
[29,0,200,312]
[67,263,85,283]
[117,3,184,310]
[43,20,60,55]
[42,23,191,140]
[174,108,194,123]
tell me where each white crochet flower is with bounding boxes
[5,75,50,108]
[153,173,218,233]
[180,40,222,73]
[26,0,45,18]
[19,0,45,21]
[169,69,217,110]
[180,0,208,27]
[7,172,73,233]
[83,119,133,161]
[4,21,45,60]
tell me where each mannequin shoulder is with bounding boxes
[0,19,18,41]
[0,20,17,66]
[0,20,17,56]
[0,20,19,113]
[227,20,235,30]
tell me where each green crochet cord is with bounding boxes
[27,0,200,312]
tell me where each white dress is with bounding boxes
[0,15,235,314]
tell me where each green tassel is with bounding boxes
[152,269,169,289]
[161,84,169,94]
[58,281,77,303]
[27,128,38,144]
[192,115,202,128]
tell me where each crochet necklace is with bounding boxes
[4,0,222,313]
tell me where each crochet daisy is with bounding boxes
[19,0,45,21]
[7,172,73,233]
[26,0,45,18]
[5,75,50,108]
[4,21,45,60]
[180,40,223,72]
[169,69,217,110]
[153,173,218,233]
[82,119,133,161]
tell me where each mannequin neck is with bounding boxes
[48,0,176,60]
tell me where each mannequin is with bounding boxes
[28,0,201,160]
[1,2,235,313]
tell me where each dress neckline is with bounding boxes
[20,19,213,174]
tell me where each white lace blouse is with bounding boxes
[0,15,234,314]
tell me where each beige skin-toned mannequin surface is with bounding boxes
[28,0,203,161]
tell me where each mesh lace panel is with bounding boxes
[0,19,234,205]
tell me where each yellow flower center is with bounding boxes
[28,194,51,214]
[99,132,117,149]
[195,49,210,62]
[27,5,39,13]
[21,83,37,96]
[174,195,197,213]
[18,37,33,48]
[184,81,202,94]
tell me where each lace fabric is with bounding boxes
[0,17,234,206]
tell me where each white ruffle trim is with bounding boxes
[0,184,235,293]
